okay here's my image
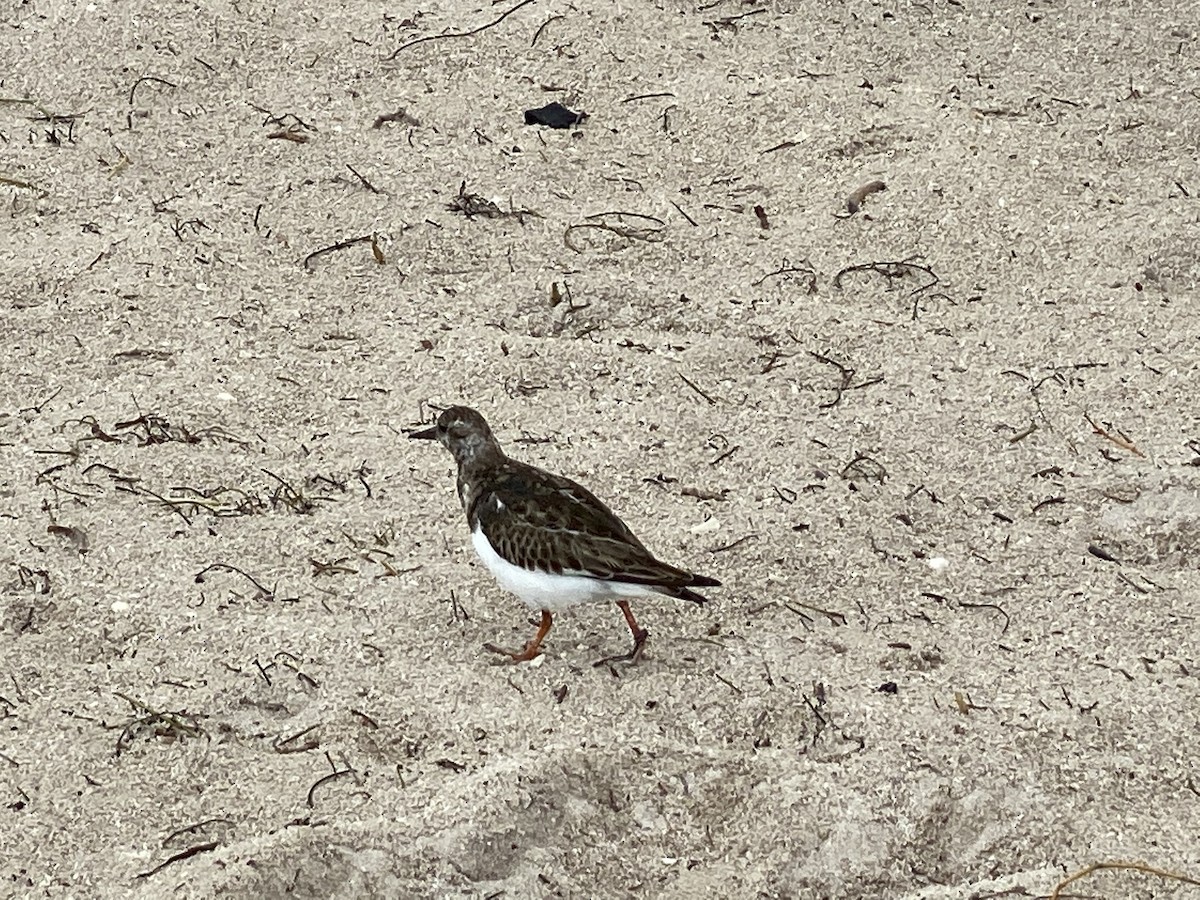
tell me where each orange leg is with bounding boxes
[484,609,553,664]
[593,600,650,667]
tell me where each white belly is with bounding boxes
[471,525,659,611]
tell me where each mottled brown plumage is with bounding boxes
[410,406,719,663]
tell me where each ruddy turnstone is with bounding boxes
[410,406,720,664]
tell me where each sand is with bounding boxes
[2,0,1198,897]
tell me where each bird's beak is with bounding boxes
[408,424,439,441]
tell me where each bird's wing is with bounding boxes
[472,463,701,587]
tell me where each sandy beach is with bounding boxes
[2,0,1198,896]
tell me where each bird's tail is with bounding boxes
[666,573,721,605]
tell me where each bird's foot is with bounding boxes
[592,627,649,668]
[484,610,553,665]
[483,641,543,664]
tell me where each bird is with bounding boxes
[409,406,720,665]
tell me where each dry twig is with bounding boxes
[1049,860,1200,899]
[387,0,536,59]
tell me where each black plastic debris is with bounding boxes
[523,102,586,129]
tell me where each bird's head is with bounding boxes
[409,406,501,466]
